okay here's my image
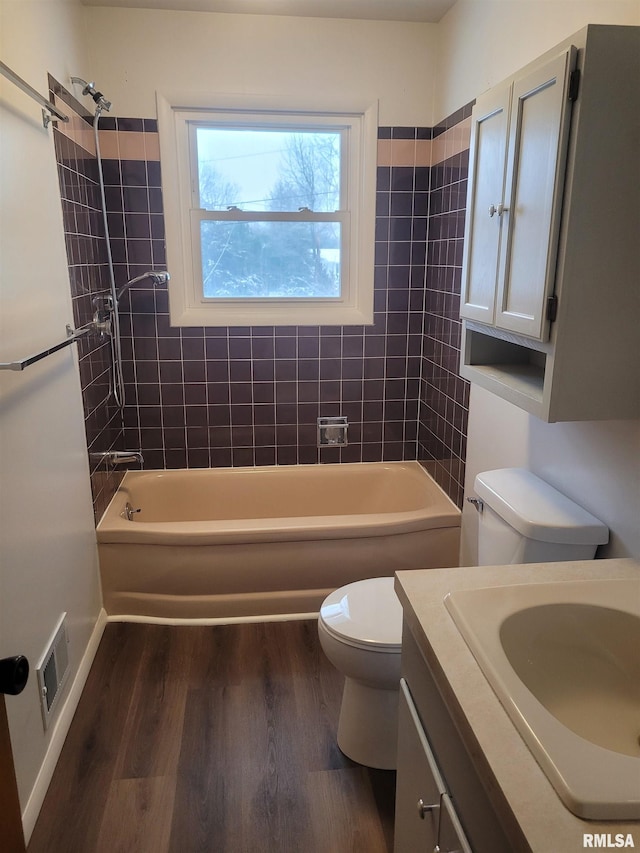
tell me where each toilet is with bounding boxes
[318,576,403,769]
[318,467,609,770]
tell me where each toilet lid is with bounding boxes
[320,577,403,650]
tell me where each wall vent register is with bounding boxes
[36,614,70,730]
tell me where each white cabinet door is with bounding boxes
[460,83,511,325]
[495,48,576,340]
[394,680,472,853]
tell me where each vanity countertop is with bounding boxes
[394,558,640,853]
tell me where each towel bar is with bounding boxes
[0,326,91,372]
[0,60,69,128]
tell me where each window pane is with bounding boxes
[200,220,341,298]
[196,127,341,212]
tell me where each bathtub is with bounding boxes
[97,461,460,620]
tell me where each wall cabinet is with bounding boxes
[459,25,639,422]
[461,49,575,342]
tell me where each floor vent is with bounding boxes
[36,614,70,730]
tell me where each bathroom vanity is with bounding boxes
[393,559,640,853]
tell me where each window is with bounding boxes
[157,94,377,326]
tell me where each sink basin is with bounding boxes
[501,602,640,757]
[445,578,640,819]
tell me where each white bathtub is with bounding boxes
[97,461,461,620]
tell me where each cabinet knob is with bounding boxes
[417,798,439,819]
[489,203,509,217]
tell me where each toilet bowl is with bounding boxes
[318,576,403,770]
[318,468,609,771]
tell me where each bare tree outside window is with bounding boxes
[196,128,342,299]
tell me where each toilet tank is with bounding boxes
[473,468,609,566]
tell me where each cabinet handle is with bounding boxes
[489,203,509,217]
[417,798,439,819]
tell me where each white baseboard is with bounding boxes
[107,611,319,626]
[21,609,108,844]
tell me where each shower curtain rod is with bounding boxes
[0,60,69,128]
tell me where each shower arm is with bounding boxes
[89,272,170,336]
[70,76,111,112]
[116,271,171,302]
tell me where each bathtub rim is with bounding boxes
[96,460,461,546]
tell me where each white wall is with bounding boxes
[461,388,640,565]
[82,7,438,125]
[448,3,640,566]
[434,0,640,122]
[0,0,104,840]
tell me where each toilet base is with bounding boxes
[337,677,399,770]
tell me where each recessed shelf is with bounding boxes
[465,363,544,402]
[461,327,546,406]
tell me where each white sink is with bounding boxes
[444,577,640,820]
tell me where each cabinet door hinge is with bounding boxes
[546,294,559,323]
[568,69,580,102]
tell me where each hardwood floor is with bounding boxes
[28,621,395,853]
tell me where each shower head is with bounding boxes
[116,270,171,301]
[129,271,171,287]
[147,272,171,286]
[70,76,112,112]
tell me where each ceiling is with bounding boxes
[80,0,457,24]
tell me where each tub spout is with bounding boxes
[90,450,144,468]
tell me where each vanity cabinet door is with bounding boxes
[395,679,443,853]
[494,48,576,341]
[395,680,472,853]
[439,793,473,853]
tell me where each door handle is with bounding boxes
[0,656,29,695]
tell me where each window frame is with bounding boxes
[157,92,377,327]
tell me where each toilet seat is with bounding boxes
[319,577,403,652]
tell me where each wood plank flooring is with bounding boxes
[28,621,395,853]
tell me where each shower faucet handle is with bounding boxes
[123,501,141,522]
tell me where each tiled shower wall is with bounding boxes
[420,106,473,508]
[50,79,126,520]
[108,124,431,472]
[51,79,471,515]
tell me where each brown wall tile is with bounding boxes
[53,75,473,512]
